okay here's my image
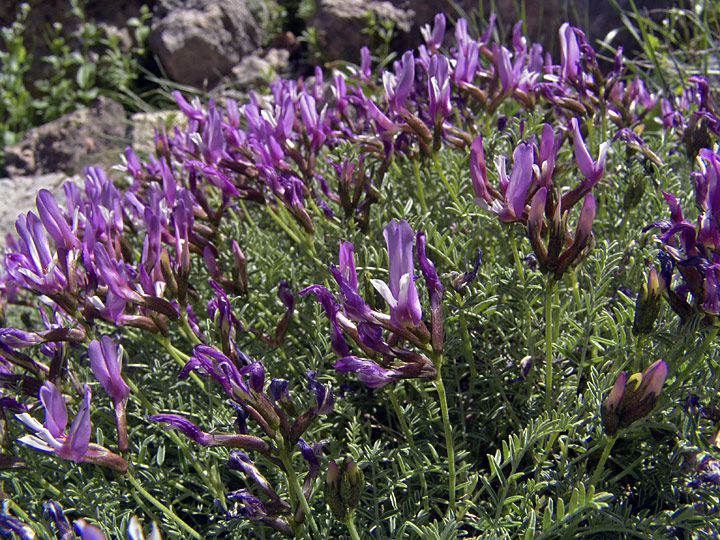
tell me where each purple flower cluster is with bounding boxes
[301,220,442,388]
[471,120,602,280]
[149,344,332,534]
[646,148,720,321]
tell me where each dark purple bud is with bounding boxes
[239,362,265,394]
[307,370,334,414]
[470,136,492,203]
[226,490,267,520]
[228,450,282,503]
[268,379,290,404]
[44,500,72,540]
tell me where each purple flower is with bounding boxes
[571,118,609,185]
[44,500,73,540]
[559,23,581,83]
[470,136,492,203]
[5,212,67,295]
[36,189,80,251]
[73,519,108,540]
[383,50,415,112]
[226,489,267,520]
[428,54,451,126]
[306,370,334,414]
[228,450,283,504]
[89,336,130,404]
[453,18,479,85]
[17,382,91,463]
[339,241,358,290]
[371,220,422,328]
[334,356,395,388]
[421,13,445,53]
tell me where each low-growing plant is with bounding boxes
[0,7,719,540]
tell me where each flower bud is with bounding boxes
[342,457,364,507]
[601,360,668,435]
[325,456,365,521]
[324,459,346,520]
[632,268,664,336]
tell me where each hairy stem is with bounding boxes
[432,352,456,514]
[544,278,557,411]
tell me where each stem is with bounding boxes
[432,352,456,514]
[156,337,205,388]
[345,510,362,540]
[412,158,429,214]
[278,440,321,538]
[589,435,617,488]
[388,390,429,514]
[126,473,203,540]
[544,278,557,411]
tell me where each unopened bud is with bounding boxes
[340,457,364,508]
[325,459,346,520]
[601,359,668,435]
[632,268,663,336]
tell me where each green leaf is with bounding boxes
[76,63,96,90]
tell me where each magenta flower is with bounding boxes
[17,382,91,463]
[559,23,580,83]
[89,336,130,404]
[571,118,609,185]
[371,220,422,328]
[421,13,445,53]
[334,357,395,388]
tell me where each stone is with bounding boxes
[129,110,188,156]
[0,173,81,247]
[3,96,126,178]
[230,48,290,89]
[309,0,413,63]
[149,0,268,88]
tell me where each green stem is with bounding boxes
[278,440,321,538]
[432,352,456,514]
[432,154,462,208]
[544,278,557,411]
[589,435,617,488]
[508,230,524,279]
[345,510,362,540]
[412,158,429,214]
[156,337,204,388]
[388,390,429,514]
[126,473,203,540]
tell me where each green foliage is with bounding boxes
[0,0,151,171]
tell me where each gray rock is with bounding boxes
[149,0,267,87]
[309,0,413,62]
[130,110,188,156]
[0,173,80,247]
[230,48,290,89]
[3,96,126,178]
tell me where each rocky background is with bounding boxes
[0,0,673,243]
